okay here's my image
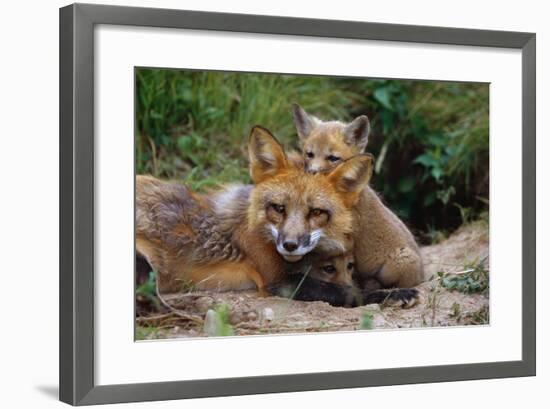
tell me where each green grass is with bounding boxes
[360,312,375,330]
[439,257,489,295]
[203,304,235,337]
[136,271,159,306]
[136,70,358,189]
[136,68,489,233]
[135,325,161,340]
[466,305,489,325]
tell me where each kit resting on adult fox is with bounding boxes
[289,104,425,290]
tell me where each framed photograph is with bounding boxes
[59,3,536,405]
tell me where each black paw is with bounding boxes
[363,288,419,308]
[268,275,362,308]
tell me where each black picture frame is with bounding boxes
[59,3,536,405]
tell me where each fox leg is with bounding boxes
[267,275,419,308]
[186,261,263,292]
[267,275,363,307]
[376,246,424,289]
[246,268,269,297]
[363,288,419,309]
[355,274,383,291]
[135,237,185,293]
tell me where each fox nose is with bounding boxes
[282,240,298,252]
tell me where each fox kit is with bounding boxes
[277,250,418,308]
[291,103,370,173]
[136,126,376,305]
[292,104,425,288]
[284,234,356,287]
[309,251,355,287]
[305,251,383,292]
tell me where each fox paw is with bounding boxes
[388,288,419,308]
[363,288,419,308]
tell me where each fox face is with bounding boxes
[309,252,355,286]
[247,126,373,262]
[292,103,371,173]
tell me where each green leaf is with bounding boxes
[431,167,443,181]
[379,110,395,133]
[204,304,235,337]
[361,312,374,330]
[437,186,455,205]
[177,135,195,152]
[414,153,438,168]
[445,145,458,156]
[373,87,393,110]
[427,133,446,147]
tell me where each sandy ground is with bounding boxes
[136,222,489,339]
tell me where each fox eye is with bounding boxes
[322,265,337,274]
[347,262,354,271]
[309,208,326,218]
[326,155,341,163]
[306,151,314,158]
[270,203,285,214]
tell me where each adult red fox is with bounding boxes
[292,104,425,288]
[138,126,365,298]
[136,125,419,307]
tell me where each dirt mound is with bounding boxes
[136,222,489,340]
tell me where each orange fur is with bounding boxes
[136,126,373,294]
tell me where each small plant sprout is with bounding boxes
[361,312,375,330]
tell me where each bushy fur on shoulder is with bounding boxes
[136,176,247,265]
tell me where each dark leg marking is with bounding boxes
[363,288,419,308]
[267,275,362,307]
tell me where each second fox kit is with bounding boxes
[292,104,425,288]
[287,250,418,308]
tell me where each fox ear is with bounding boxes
[292,103,317,141]
[343,115,370,151]
[249,126,289,183]
[328,154,373,197]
